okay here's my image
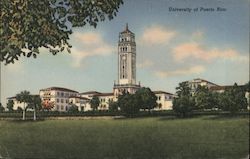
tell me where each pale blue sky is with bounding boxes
[1,0,249,106]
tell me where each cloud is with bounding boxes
[140,25,176,45]
[155,65,205,78]
[172,42,247,62]
[74,32,103,45]
[191,31,204,40]
[137,59,154,68]
[70,32,115,68]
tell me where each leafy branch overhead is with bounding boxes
[0,0,123,64]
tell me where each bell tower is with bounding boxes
[113,24,140,98]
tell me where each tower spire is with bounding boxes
[126,23,128,31]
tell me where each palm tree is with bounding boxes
[16,91,31,120]
[28,95,42,121]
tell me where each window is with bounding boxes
[61,92,64,97]
[57,99,59,103]
[61,99,64,103]
[56,105,59,110]
[158,96,161,101]
[57,92,60,96]
[66,99,69,103]
[61,105,64,110]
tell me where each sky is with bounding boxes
[1,0,249,106]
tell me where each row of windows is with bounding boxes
[56,105,68,111]
[120,37,135,42]
[100,98,113,103]
[119,47,136,52]
[156,96,173,101]
[56,92,77,97]
[56,98,69,103]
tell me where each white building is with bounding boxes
[39,87,78,112]
[69,96,91,111]
[153,91,174,110]
[186,78,219,94]
[95,93,114,110]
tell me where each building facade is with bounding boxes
[153,91,174,110]
[69,96,91,111]
[39,87,78,111]
[186,78,219,94]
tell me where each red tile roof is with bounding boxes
[210,85,244,91]
[69,96,90,100]
[40,87,78,93]
[80,91,101,95]
[153,91,173,95]
[95,93,114,97]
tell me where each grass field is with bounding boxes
[0,116,249,159]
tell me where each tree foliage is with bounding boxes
[16,90,31,109]
[27,95,42,110]
[194,86,217,110]
[135,87,157,112]
[218,83,248,114]
[7,100,14,112]
[173,82,195,117]
[90,95,100,111]
[0,0,123,64]
[42,100,55,111]
[0,103,4,112]
[68,104,79,113]
[108,101,119,112]
[16,90,32,120]
[118,93,140,116]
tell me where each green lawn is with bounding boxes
[0,116,249,159]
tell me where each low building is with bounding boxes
[6,95,39,111]
[95,93,114,110]
[153,91,174,110]
[69,96,91,111]
[6,96,25,110]
[39,87,78,112]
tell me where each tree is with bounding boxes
[68,104,79,113]
[42,100,55,111]
[173,82,195,117]
[108,101,119,112]
[135,87,157,112]
[118,93,140,117]
[17,107,23,113]
[16,90,31,120]
[90,96,100,111]
[27,95,42,121]
[1,0,123,64]
[194,86,216,110]
[6,100,14,112]
[0,103,4,112]
[218,83,248,114]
